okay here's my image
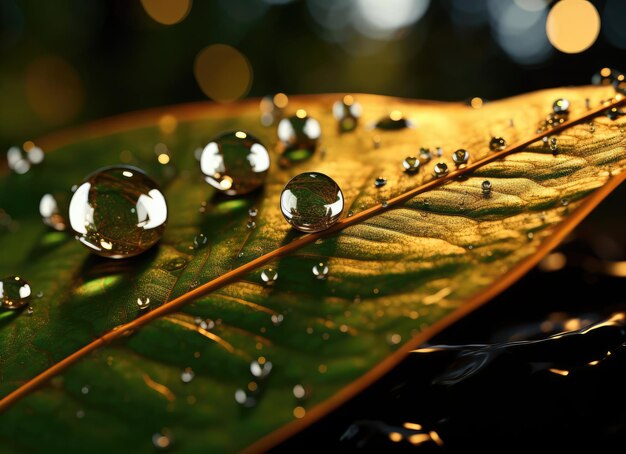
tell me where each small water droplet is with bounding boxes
[333,95,362,133]
[419,147,432,163]
[164,257,187,271]
[561,199,569,206]
[189,280,199,288]
[387,333,402,345]
[0,276,32,310]
[250,358,272,378]
[553,98,570,114]
[435,147,443,157]
[312,262,329,280]
[69,166,167,258]
[489,136,506,151]
[271,313,284,326]
[527,232,534,240]
[452,149,469,165]
[606,107,624,120]
[374,177,387,188]
[193,233,208,249]
[81,385,90,394]
[549,137,558,153]
[589,122,596,133]
[27,306,34,316]
[381,200,388,208]
[281,172,344,233]
[152,429,173,450]
[376,111,410,130]
[278,112,321,163]
[481,180,492,195]
[36,291,43,298]
[248,207,258,217]
[468,245,474,250]
[238,252,244,258]
[136,297,150,311]
[235,389,256,407]
[261,268,278,286]
[403,156,420,174]
[247,220,256,229]
[347,210,354,217]
[181,367,195,383]
[201,131,270,195]
[433,163,448,178]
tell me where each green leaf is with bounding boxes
[1,87,625,452]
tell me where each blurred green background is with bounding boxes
[1,0,625,151]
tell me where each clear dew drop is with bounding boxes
[435,147,443,157]
[347,210,354,217]
[271,313,284,326]
[452,149,469,165]
[433,163,449,178]
[549,137,559,153]
[152,430,173,450]
[277,111,321,164]
[481,180,492,195]
[193,233,208,249]
[606,107,624,120]
[381,200,388,208]
[246,220,256,230]
[248,207,258,217]
[69,166,168,259]
[250,358,273,378]
[553,98,570,114]
[561,198,569,207]
[136,297,150,311]
[403,156,420,174]
[0,276,32,310]
[280,172,344,233]
[293,384,307,399]
[489,136,506,152]
[27,306,34,316]
[527,232,534,241]
[200,131,270,195]
[333,95,361,133]
[312,262,329,280]
[374,177,387,188]
[261,268,278,286]
[181,367,195,383]
[419,147,432,162]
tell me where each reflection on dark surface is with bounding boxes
[276,186,626,452]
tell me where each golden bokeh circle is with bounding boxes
[140,0,192,25]
[194,44,253,103]
[546,0,600,54]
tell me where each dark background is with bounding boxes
[2,0,626,151]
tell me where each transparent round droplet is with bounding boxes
[277,110,321,163]
[261,268,278,286]
[200,131,270,195]
[333,95,362,133]
[280,172,344,233]
[433,163,448,178]
[250,358,272,378]
[592,67,622,86]
[68,166,167,259]
[403,156,420,174]
[549,137,559,153]
[419,147,432,163]
[481,180,492,195]
[553,98,570,114]
[193,233,208,249]
[39,193,69,231]
[376,111,410,130]
[248,207,258,217]
[374,177,387,188]
[489,137,506,151]
[1,276,32,310]
[26,306,34,316]
[452,149,469,165]
[606,107,624,120]
[381,200,388,208]
[181,367,195,383]
[312,262,329,280]
[246,220,256,230]
[137,297,151,311]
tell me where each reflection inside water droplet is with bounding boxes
[0,276,31,310]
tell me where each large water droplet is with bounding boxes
[0,276,32,310]
[137,297,151,311]
[200,131,270,195]
[261,268,278,286]
[280,172,344,233]
[312,262,329,280]
[68,166,167,259]
[433,163,448,178]
[39,193,69,231]
[489,137,506,152]
[376,111,410,130]
[452,149,469,166]
[333,95,362,133]
[277,110,321,163]
[403,156,420,174]
[553,98,570,114]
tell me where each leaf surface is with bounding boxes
[0,86,625,451]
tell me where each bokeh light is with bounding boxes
[194,44,252,103]
[140,0,192,25]
[546,0,600,54]
[352,0,430,39]
[24,55,83,125]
